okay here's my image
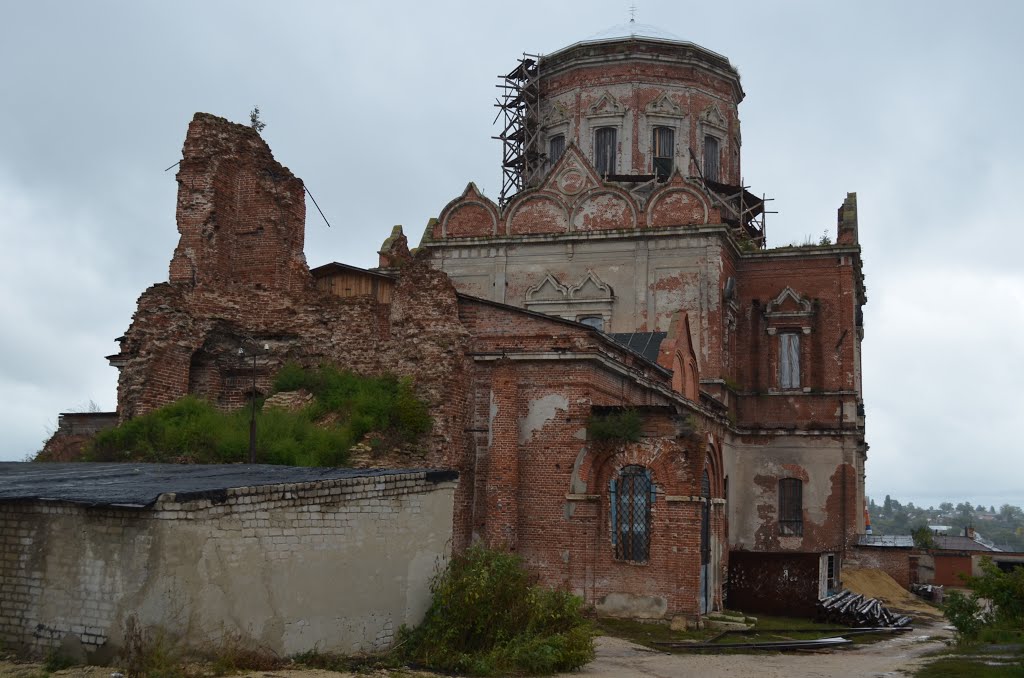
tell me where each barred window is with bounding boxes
[594,127,617,177]
[703,135,720,182]
[652,126,674,180]
[549,134,566,166]
[779,478,803,536]
[610,465,655,562]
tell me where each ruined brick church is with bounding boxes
[86,28,867,621]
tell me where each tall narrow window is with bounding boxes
[779,478,803,536]
[610,465,654,562]
[703,135,720,182]
[652,127,674,180]
[779,332,800,389]
[549,134,566,167]
[594,127,617,177]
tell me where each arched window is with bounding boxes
[579,315,604,331]
[610,465,655,562]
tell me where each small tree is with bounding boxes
[249,106,266,133]
[911,524,936,549]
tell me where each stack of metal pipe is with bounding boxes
[817,589,913,628]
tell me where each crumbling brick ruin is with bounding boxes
[110,114,472,475]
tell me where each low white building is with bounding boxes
[0,463,456,660]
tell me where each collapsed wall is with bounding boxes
[111,113,471,474]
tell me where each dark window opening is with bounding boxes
[652,126,674,180]
[549,134,566,167]
[611,465,654,562]
[703,135,720,182]
[594,127,617,177]
[779,477,803,536]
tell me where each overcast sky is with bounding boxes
[2,1,1021,509]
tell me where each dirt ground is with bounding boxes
[0,621,953,678]
[560,620,954,678]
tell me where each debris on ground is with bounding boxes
[818,589,912,627]
[910,583,944,604]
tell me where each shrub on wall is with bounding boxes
[400,545,594,675]
[587,408,642,444]
[86,365,432,466]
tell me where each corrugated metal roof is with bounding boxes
[858,534,914,548]
[0,463,456,509]
[608,332,668,364]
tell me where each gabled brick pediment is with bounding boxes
[765,287,813,318]
[542,144,602,198]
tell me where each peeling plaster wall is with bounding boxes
[0,473,455,659]
[435,229,725,341]
[723,434,860,554]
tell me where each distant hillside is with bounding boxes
[868,495,1024,551]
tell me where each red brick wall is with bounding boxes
[455,302,727,617]
[170,114,308,295]
[848,546,912,589]
[730,249,864,429]
[934,554,973,587]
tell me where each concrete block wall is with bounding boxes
[0,471,456,659]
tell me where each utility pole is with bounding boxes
[239,340,269,464]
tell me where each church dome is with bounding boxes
[584,21,685,43]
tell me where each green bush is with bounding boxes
[945,558,1024,644]
[588,409,642,444]
[944,590,985,641]
[400,545,594,675]
[86,365,431,467]
[964,558,1024,627]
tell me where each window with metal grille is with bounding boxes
[779,332,800,389]
[610,465,655,562]
[652,127,674,180]
[594,127,617,177]
[703,135,720,182]
[778,477,803,536]
[549,134,566,167]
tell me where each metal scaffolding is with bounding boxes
[493,54,541,207]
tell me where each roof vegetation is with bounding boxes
[85,365,431,466]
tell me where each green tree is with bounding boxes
[249,105,266,133]
[911,524,936,549]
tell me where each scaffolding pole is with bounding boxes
[493,53,541,207]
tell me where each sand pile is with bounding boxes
[841,567,942,618]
